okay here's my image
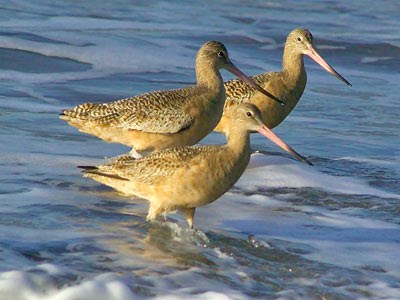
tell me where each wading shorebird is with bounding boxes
[60,41,283,158]
[214,28,351,133]
[79,103,311,229]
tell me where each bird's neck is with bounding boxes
[222,127,252,183]
[282,48,307,89]
[225,127,251,160]
[196,63,224,92]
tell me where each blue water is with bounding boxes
[0,1,399,299]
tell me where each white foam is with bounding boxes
[237,153,400,199]
[46,274,135,300]
[43,266,64,277]
[155,291,247,300]
[0,34,191,84]
[367,280,400,300]
[361,56,393,64]
[0,269,135,300]
[191,166,400,279]
[316,45,347,50]
[337,156,400,170]
[0,15,197,86]
[0,270,36,300]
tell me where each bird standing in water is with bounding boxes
[214,28,351,133]
[79,103,311,229]
[61,41,282,158]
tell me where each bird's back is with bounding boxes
[224,72,278,106]
[61,86,196,131]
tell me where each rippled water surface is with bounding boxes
[0,1,399,299]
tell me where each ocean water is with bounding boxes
[0,1,399,299]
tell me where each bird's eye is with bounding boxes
[246,111,252,117]
[217,51,225,57]
[297,37,302,42]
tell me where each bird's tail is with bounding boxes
[77,165,129,181]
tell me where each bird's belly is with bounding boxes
[133,109,223,151]
[149,158,245,211]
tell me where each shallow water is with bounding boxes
[0,1,399,299]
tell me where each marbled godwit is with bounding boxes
[79,103,310,228]
[60,41,283,158]
[214,28,351,133]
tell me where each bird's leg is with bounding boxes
[180,207,196,229]
[129,148,143,159]
[105,148,143,163]
[146,204,161,223]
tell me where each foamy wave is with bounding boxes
[238,153,400,199]
[0,14,197,85]
[0,263,251,300]
[0,35,191,84]
[337,156,400,169]
[0,267,135,300]
[361,56,393,64]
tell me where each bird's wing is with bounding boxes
[95,146,218,184]
[63,88,195,134]
[224,72,278,106]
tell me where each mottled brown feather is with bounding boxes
[215,28,350,133]
[61,41,275,155]
[60,41,230,154]
[62,87,195,134]
[82,103,268,228]
[223,72,280,110]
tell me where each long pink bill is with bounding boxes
[257,125,313,166]
[225,62,285,106]
[306,48,352,86]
